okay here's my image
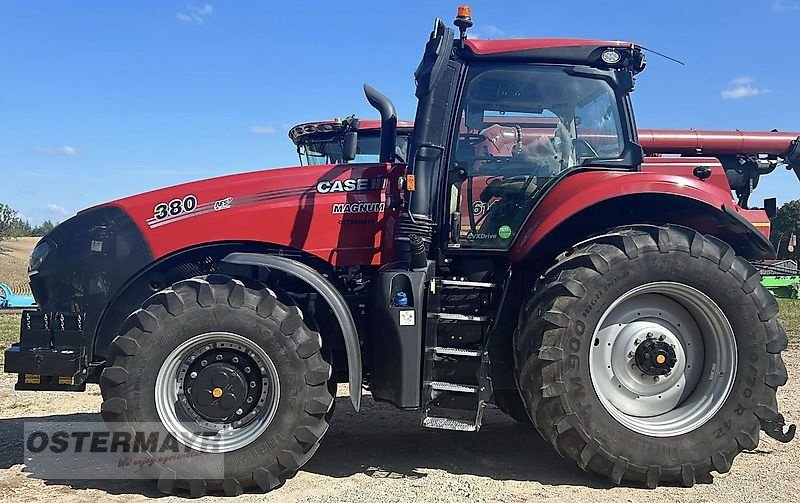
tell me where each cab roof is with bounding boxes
[460,38,644,72]
[464,38,636,55]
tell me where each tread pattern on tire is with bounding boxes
[513,225,789,488]
[100,274,334,496]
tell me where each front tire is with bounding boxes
[513,225,789,487]
[100,275,334,496]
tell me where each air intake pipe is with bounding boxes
[363,84,398,163]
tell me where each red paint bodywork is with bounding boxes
[99,153,772,269]
[464,38,634,55]
[510,157,770,263]
[101,163,403,267]
[99,122,788,270]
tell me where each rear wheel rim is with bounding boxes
[155,331,280,453]
[588,282,737,437]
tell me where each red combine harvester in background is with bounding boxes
[290,121,796,232]
[5,7,798,495]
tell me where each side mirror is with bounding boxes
[342,131,358,162]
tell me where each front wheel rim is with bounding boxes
[588,282,737,437]
[155,331,281,453]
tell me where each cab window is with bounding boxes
[448,64,624,249]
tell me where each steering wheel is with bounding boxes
[479,175,537,203]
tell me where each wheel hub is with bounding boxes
[635,337,677,376]
[178,347,269,428]
[186,361,249,421]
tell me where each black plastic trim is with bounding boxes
[221,252,362,411]
[721,204,777,259]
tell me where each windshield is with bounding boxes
[298,134,410,165]
[449,64,625,249]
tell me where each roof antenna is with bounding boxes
[640,45,685,66]
[453,5,473,41]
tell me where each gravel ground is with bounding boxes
[0,348,797,503]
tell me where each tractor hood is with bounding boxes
[92,162,402,266]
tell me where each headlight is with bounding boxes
[28,241,52,275]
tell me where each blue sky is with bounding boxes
[1,0,799,225]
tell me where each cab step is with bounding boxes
[428,312,488,322]
[421,277,497,432]
[431,347,482,357]
[427,380,478,393]
[422,416,479,432]
[439,279,496,289]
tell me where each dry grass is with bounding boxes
[0,313,17,366]
[779,298,800,343]
[0,236,37,295]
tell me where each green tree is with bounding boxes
[31,220,56,236]
[0,203,31,239]
[771,199,800,259]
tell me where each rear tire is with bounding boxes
[513,225,789,487]
[100,274,334,496]
[493,390,531,424]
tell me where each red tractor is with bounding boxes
[5,8,798,495]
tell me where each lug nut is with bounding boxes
[201,359,208,367]
[634,338,641,345]
[189,371,198,379]
[628,351,634,358]
[249,381,256,388]
[654,376,660,382]
[216,354,223,361]
[244,366,251,373]
[658,334,666,341]
[246,396,254,404]
[232,357,239,364]
[647,332,653,339]
[236,408,243,415]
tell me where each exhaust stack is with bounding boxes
[363,84,398,163]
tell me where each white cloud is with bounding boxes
[469,25,506,40]
[177,4,213,25]
[721,76,770,99]
[250,124,276,134]
[45,203,69,217]
[773,0,800,12]
[33,145,82,156]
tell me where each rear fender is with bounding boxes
[511,170,776,263]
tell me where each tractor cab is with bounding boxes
[375,12,647,259]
